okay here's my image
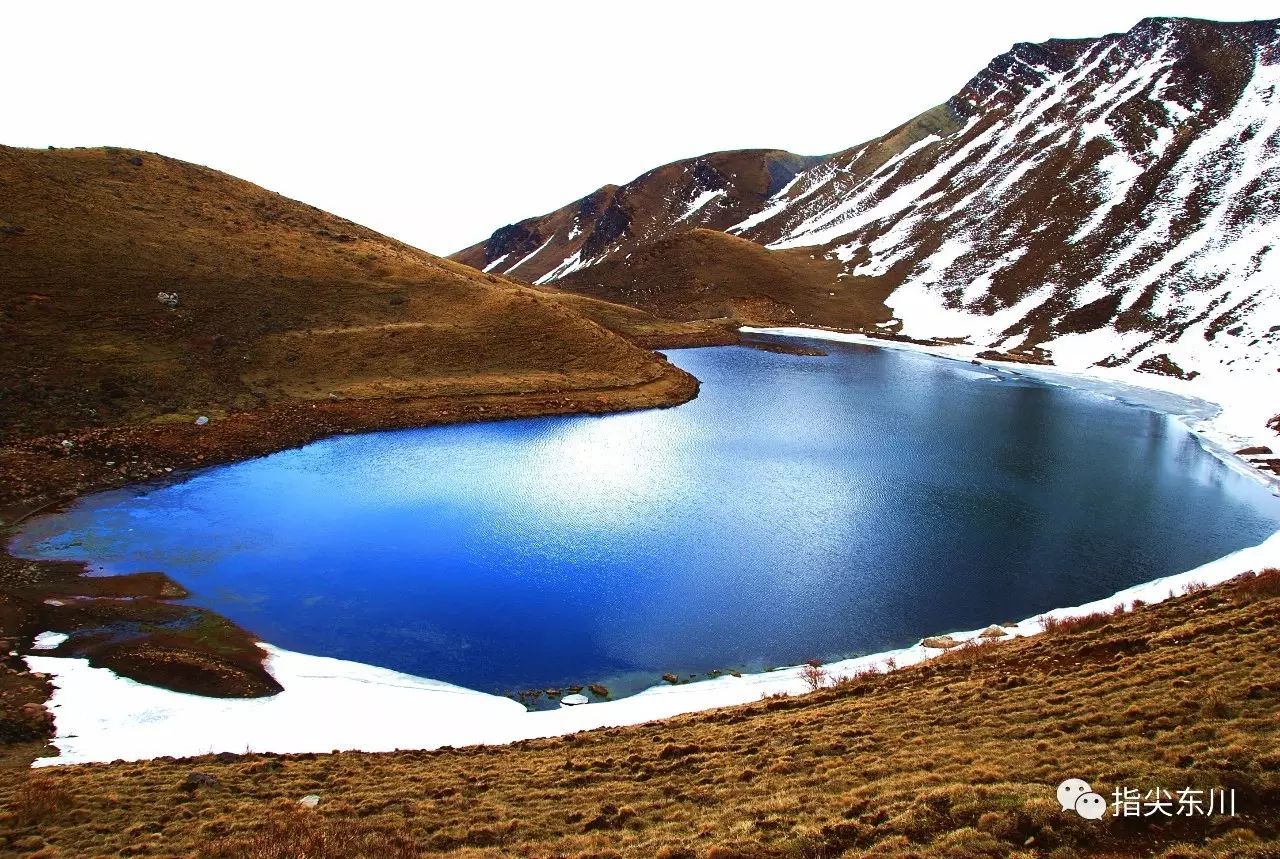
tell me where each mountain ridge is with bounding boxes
[450,149,824,284]
[458,15,1280,428]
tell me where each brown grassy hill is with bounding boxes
[0,145,686,443]
[541,290,740,350]
[450,150,822,284]
[555,228,888,330]
[0,144,705,717]
[4,569,1277,858]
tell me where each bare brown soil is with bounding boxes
[2,570,1277,858]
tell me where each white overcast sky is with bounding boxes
[4,1,1276,255]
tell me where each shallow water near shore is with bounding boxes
[13,338,1280,698]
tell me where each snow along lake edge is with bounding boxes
[23,329,1280,766]
[740,325,1280,494]
[27,532,1280,767]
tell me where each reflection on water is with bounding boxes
[13,339,1280,696]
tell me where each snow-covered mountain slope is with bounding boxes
[455,16,1278,432]
[732,17,1280,389]
[450,150,821,285]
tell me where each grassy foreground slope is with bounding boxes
[4,571,1277,858]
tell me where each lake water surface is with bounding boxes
[14,339,1280,697]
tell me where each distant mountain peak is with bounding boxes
[451,149,823,284]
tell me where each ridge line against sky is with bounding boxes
[4,0,1278,255]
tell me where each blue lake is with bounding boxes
[13,339,1280,697]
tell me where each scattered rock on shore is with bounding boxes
[979,625,1008,639]
[19,702,54,728]
[922,635,960,649]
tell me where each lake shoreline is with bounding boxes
[16,335,1280,766]
[0,360,702,763]
[741,325,1280,494]
[26,529,1280,767]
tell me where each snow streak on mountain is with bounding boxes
[733,17,1280,382]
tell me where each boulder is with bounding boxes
[180,772,220,792]
[298,794,320,808]
[1235,445,1273,456]
[560,694,589,707]
[661,673,679,684]
[979,625,1008,639]
[921,635,960,649]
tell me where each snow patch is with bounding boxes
[535,250,594,284]
[503,236,555,275]
[481,253,510,274]
[888,282,1053,345]
[31,632,68,651]
[677,188,726,222]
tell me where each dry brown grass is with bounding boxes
[6,775,71,828]
[0,145,679,445]
[201,808,421,859]
[0,143,719,524]
[2,571,1277,858]
[554,228,886,331]
[1038,608,1116,635]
